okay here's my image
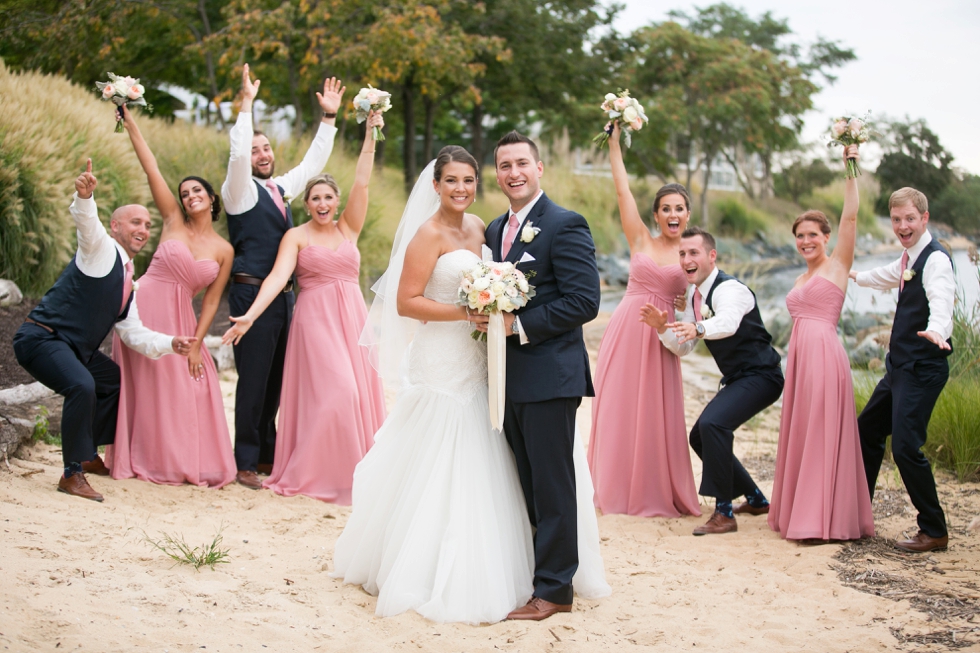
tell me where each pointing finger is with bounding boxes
[86,158,92,174]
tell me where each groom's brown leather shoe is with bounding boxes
[895,531,948,553]
[236,470,263,490]
[733,501,768,516]
[81,454,110,476]
[506,597,572,621]
[693,511,737,536]
[57,473,104,502]
[256,463,273,475]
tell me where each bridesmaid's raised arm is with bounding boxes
[832,144,861,273]
[119,104,183,226]
[608,122,650,255]
[338,111,384,240]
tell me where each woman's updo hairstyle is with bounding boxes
[652,182,691,214]
[303,174,341,203]
[178,176,221,221]
[792,210,832,236]
[434,145,479,182]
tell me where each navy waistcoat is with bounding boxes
[889,238,953,366]
[227,180,293,278]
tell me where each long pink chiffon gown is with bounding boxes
[263,237,385,504]
[587,254,701,517]
[107,239,236,487]
[769,275,874,540]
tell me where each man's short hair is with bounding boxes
[889,187,928,214]
[681,226,716,251]
[494,131,540,165]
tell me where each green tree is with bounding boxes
[773,158,836,204]
[875,118,955,215]
[933,175,980,234]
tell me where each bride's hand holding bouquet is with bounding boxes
[458,261,535,342]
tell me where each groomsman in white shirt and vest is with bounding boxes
[642,227,783,535]
[221,64,345,489]
[850,187,954,553]
[13,160,196,502]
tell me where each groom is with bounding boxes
[474,131,600,621]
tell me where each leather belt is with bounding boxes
[233,274,293,294]
[24,318,54,333]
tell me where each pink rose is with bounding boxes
[613,97,628,111]
[127,84,144,100]
[102,84,116,99]
[478,290,494,306]
[630,119,644,131]
[832,120,848,138]
[848,118,864,137]
[122,76,137,87]
[366,91,379,104]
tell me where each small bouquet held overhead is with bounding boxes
[353,85,392,141]
[828,112,874,179]
[96,73,152,133]
[593,90,648,149]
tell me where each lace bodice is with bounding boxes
[407,249,488,401]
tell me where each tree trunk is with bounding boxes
[197,0,222,128]
[376,136,386,172]
[402,81,417,194]
[701,156,712,227]
[471,103,485,198]
[423,95,437,163]
[759,151,773,200]
[284,33,304,138]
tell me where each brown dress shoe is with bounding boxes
[256,463,273,475]
[733,501,768,516]
[57,473,104,502]
[895,531,948,553]
[693,511,737,536]
[81,454,110,476]
[506,597,572,621]
[236,470,264,490]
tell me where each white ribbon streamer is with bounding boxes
[487,311,506,431]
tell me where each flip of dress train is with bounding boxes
[332,250,609,624]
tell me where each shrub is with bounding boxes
[713,197,769,238]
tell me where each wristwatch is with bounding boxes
[695,322,706,339]
[511,318,520,335]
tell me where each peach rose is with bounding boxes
[613,97,628,111]
[832,120,848,138]
[102,84,116,99]
[127,83,145,100]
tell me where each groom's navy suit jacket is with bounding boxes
[486,193,600,403]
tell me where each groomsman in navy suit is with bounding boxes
[221,64,344,489]
[13,160,196,502]
[474,132,600,620]
[851,187,954,553]
[642,227,783,536]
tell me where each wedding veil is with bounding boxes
[359,160,439,391]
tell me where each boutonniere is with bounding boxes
[902,269,916,282]
[520,221,541,243]
[132,280,140,292]
[702,306,713,319]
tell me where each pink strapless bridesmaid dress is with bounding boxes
[768,275,874,540]
[263,239,385,504]
[107,239,236,487]
[588,254,701,517]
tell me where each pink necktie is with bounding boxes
[266,179,287,220]
[899,250,909,292]
[501,213,520,259]
[120,261,134,315]
[693,287,703,322]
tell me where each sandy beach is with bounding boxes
[2,312,979,652]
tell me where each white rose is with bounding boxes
[622,106,638,123]
[497,297,513,312]
[604,93,617,102]
[518,278,529,293]
[473,277,490,291]
[491,281,506,295]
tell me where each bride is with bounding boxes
[332,145,609,624]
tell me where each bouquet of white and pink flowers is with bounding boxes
[353,85,392,141]
[96,73,152,133]
[593,89,648,149]
[828,112,875,179]
[458,261,536,341]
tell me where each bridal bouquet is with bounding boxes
[96,73,152,133]
[593,90,648,149]
[353,85,392,141]
[458,261,536,342]
[828,112,875,179]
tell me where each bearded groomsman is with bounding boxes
[221,64,344,489]
[13,160,196,502]
[641,227,783,535]
[850,187,954,553]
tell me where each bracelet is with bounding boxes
[322,111,337,119]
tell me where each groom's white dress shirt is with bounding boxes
[658,267,755,357]
[852,231,954,340]
[70,193,174,358]
[501,190,544,345]
[222,111,337,215]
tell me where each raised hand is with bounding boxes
[673,294,687,312]
[639,303,669,332]
[843,143,859,164]
[316,77,346,117]
[75,159,98,199]
[917,330,952,351]
[366,110,385,135]
[222,314,254,346]
[171,336,198,356]
[241,63,260,112]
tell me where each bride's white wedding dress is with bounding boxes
[332,249,609,624]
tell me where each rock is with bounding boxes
[0,412,33,461]
[204,335,235,372]
[0,382,55,406]
[840,312,883,337]
[596,254,631,287]
[849,333,887,368]
[0,279,23,307]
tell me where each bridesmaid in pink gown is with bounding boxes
[768,145,874,541]
[222,112,386,504]
[106,105,236,487]
[587,123,701,517]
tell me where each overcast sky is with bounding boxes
[610,0,980,175]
